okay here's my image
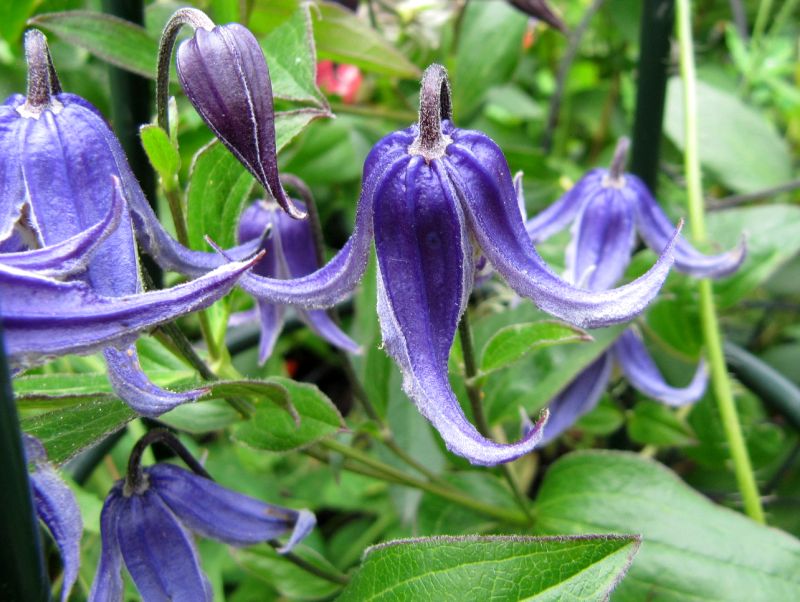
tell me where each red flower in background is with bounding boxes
[317,60,363,104]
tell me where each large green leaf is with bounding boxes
[29,11,159,78]
[706,204,800,307]
[311,2,419,78]
[186,141,255,252]
[337,534,641,601]
[665,78,792,193]
[452,0,528,119]
[233,377,344,451]
[479,320,589,376]
[21,398,136,465]
[0,0,37,43]
[534,451,800,601]
[261,3,325,106]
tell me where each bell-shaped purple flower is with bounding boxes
[160,8,303,219]
[90,462,315,601]
[236,197,360,363]
[240,65,680,465]
[0,30,263,415]
[526,138,743,444]
[508,0,566,32]
[23,435,82,602]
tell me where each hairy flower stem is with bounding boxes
[457,316,534,522]
[676,0,765,523]
[0,324,49,602]
[125,428,211,493]
[280,174,445,486]
[154,8,214,244]
[267,541,350,585]
[316,440,529,525]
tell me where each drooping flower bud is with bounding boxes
[158,8,304,219]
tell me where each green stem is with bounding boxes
[267,542,350,585]
[319,440,528,525]
[457,316,533,522]
[751,0,774,50]
[0,323,49,601]
[676,0,765,523]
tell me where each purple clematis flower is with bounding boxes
[90,432,315,602]
[236,197,360,364]
[166,8,305,219]
[0,30,263,415]
[238,65,680,465]
[525,138,745,444]
[23,434,82,602]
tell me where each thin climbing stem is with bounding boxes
[676,0,765,523]
[267,542,350,585]
[457,315,533,522]
[317,440,529,525]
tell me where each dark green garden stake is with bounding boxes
[630,0,675,192]
[0,322,49,601]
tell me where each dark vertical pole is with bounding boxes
[0,322,49,601]
[101,0,162,285]
[630,0,675,192]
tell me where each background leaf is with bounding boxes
[665,78,793,193]
[534,451,800,601]
[233,377,344,451]
[338,534,640,601]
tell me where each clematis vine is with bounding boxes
[90,430,315,602]
[235,188,360,364]
[0,30,263,414]
[238,65,681,465]
[524,138,746,444]
[23,435,83,602]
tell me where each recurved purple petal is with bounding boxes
[299,309,361,354]
[0,182,123,278]
[524,171,598,243]
[148,463,316,553]
[1,256,257,367]
[446,129,678,329]
[256,300,284,365]
[236,128,410,308]
[24,436,82,602]
[566,179,636,290]
[374,155,545,465]
[613,328,707,406]
[177,23,303,218]
[88,489,125,602]
[538,354,613,445]
[630,175,746,278]
[116,489,212,602]
[104,347,209,417]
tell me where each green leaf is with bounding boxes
[21,398,136,465]
[452,0,528,119]
[627,401,696,447]
[140,124,180,184]
[275,108,330,151]
[706,204,800,307]
[311,2,419,78]
[534,451,800,601]
[479,320,589,376]
[186,141,255,251]
[262,3,324,105]
[665,78,792,193]
[337,534,641,601]
[0,0,36,43]
[29,11,159,79]
[233,377,344,451]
